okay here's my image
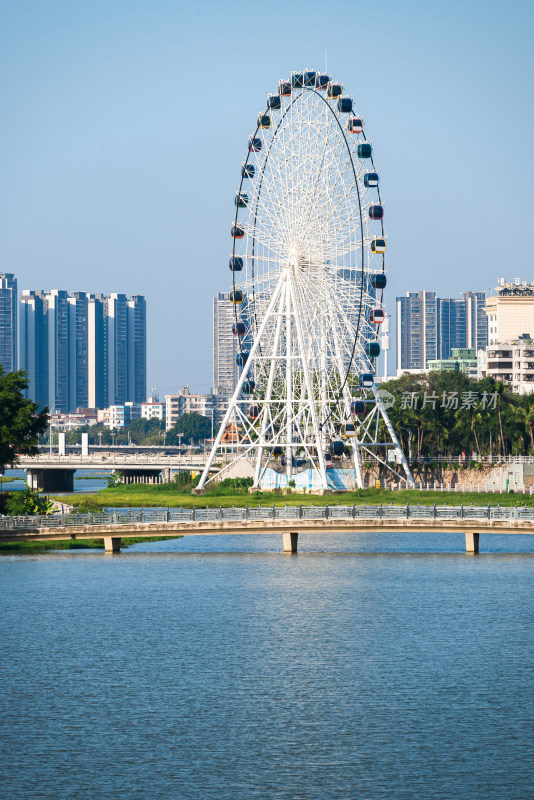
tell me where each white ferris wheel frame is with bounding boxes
[196,72,414,492]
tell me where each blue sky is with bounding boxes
[1,0,533,394]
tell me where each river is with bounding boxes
[1,532,532,799]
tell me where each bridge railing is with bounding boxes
[1,503,534,531]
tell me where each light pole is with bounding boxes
[98,431,102,448]
[49,423,53,455]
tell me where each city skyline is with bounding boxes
[1,1,532,395]
[19,288,146,412]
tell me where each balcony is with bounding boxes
[488,361,512,370]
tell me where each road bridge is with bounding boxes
[14,453,212,492]
[1,504,533,553]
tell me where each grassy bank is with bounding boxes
[0,535,182,554]
[57,483,534,511]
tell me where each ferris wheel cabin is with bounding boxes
[369,205,384,220]
[315,74,330,90]
[358,143,373,159]
[278,81,291,96]
[369,309,385,324]
[364,172,379,187]
[371,239,386,254]
[229,256,243,271]
[242,164,255,178]
[232,322,246,337]
[230,289,244,304]
[341,423,356,438]
[327,83,343,99]
[351,400,367,416]
[348,118,364,133]
[365,342,381,358]
[359,374,375,389]
[249,405,261,420]
[231,224,245,239]
[371,273,387,289]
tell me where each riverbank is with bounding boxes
[57,483,534,511]
[0,535,182,554]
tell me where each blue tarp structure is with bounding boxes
[259,467,357,491]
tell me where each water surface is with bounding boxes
[1,532,532,799]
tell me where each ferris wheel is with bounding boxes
[197,70,414,492]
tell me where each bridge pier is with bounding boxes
[120,469,163,485]
[283,531,299,553]
[26,468,75,493]
[465,532,480,554]
[104,536,121,553]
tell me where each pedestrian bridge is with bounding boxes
[1,503,533,554]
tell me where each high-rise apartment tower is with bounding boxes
[0,273,17,373]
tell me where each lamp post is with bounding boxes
[98,431,102,448]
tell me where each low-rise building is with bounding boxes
[49,409,98,429]
[97,402,141,429]
[165,386,214,431]
[478,336,534,394]
[428,348,479,379]
[141,401,165,421]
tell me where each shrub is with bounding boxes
[211,477,254,495]
[5,488,53,516]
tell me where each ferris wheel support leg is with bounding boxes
[288,278,329,491]
[253,281,286,488]
[285,273,293,482]
[372,385,415,487]
[351,442,364,489]
[195,277,285,493]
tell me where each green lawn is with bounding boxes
[57,483,534,511]
[0,535,181,554]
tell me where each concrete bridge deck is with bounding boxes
[1,504,533,554]
[14,453,212,491]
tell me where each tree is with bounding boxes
[0,368,49,471]
[126,417,164,444]
[167,412,212,444]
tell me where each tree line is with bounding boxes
[380,371,534,459]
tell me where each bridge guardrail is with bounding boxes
[1,503,534,531]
